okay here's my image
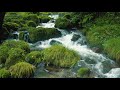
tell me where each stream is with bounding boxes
[12,14,120,78]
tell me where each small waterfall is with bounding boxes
[23,31,29,42]
[12,31,19,40]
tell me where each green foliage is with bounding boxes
[0,46,9,65]
[2,40,30,53]
[42,45,80,68]
[86,24,120,47]
[28,27,61,43]
[25,51,43,65]
[5,48,25,68]
[3,22,19,32]
[39,16,51,23]
[18,27,30,31]
[26,20,37,27]
[0,68,11,78]
[23,14,39,24]
[103,37,120,64]
[77,68,90,78]
[9,62,36,78]
[55,17,72,29]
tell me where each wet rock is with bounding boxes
[84,57,97,64]
[102,60,117,73]
[50,40,62,45]
[71,34,81,41]
[92,47,101,53]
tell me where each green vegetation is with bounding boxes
[103,37,120,64]
[9,62,36,78]
[55,17,71,29]
[77,68,90,78]
[86,25,120,47]
[2,40,30,53]
[5,48,25,68]
[25,51,43,65]
[28,27,61,43]
[0,68,11,78]
[39,15,51,23]
[0,46,9,65]
[42,45,80,68]
[26,20,37,27]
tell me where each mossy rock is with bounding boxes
[9,62,36,78]
[55,17,72,29]
[0,68,11,78]
[2,40,30,53]
[23,14,39,24]
[77,68,90,78]
[27,20,37,27]
[39,16,51,23]
[25,51,43,66]
[3,22,19,32]
[5,48,25,68]
[42,45,80,68]
[28,27,61,43]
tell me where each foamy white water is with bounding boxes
[32,14,120,78]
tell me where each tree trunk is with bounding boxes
[0,12,6,43]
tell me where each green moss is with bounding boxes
[25,51,43,65]
[5,48,25,68]
[103,37,120,64]
[0,68,11,78]
[2,40,30,53]
[39,16,51,23]
[77,68,90,78]
[42,45,80,68]
[0,46,9,65]
[9,62,36,78]
[27,20,37,27]
[3,22,19,32]
[23,14,39,24]
[28,27,61,43]
[55,17,71,29]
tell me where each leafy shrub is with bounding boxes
[0,68,11,78]
[9,62,36,78]
[103,37,120,64]
[5,48,25,68]
[42,45,80,68]
[77,68,90,78]
[2,40,30,53]
[25,51,43,65]
[28,27,61,43]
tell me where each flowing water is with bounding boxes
[31,14,120,78]
[10,14,120,78]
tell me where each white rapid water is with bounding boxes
[31,14,120,78]
[36,14,59,28]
